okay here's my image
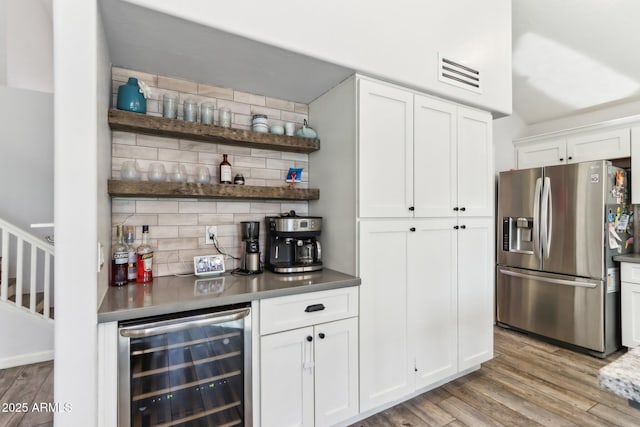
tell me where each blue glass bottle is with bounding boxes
[117,77,147,113]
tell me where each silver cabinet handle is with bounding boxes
[499,268,597,289]
[119,308,250,338]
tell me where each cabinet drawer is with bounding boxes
[621,262,640,284]
[260,287,359,335]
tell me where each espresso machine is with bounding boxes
[240,221,262,274]
[265,211,322,273]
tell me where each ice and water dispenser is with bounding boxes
[502,217,534,253]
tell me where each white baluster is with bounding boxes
[16,237,23,307]
[30,245,37,313]
[1,229,8,301]
[44,253,51,319]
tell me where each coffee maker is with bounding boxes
[240,221,262,274]
[265,211,323,273]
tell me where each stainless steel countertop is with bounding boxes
[613,253,640,263]
[97,268,360,323]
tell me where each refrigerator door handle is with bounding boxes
[540,177,551,260]
[499,268,597,289]
[533,177,542,261]
[545,178,553,257]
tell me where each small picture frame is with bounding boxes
[193,254,225,276]
[286,167,303,183]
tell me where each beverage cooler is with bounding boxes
[118,304,252,426]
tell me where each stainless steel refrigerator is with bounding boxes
[496,160,632,357]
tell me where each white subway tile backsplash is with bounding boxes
[136,200,179,214]
[113,131,136,146]
[281,111,308,124]
[179,226,205,238]
[217,99,251,115]
[266,97,295,112]
[180,141,218,153]
[178,201,218,214]
[147,226,180,239]
[112,199,136,213]
[294,103,309,114]
[113,214,159,226]
[157,238,199,251]
[158,148,199,163]
[234,91,266,106]
[250,202,282,213]
[197,214,235,224]
[217,202,251,214]
[137,135,181,150]
[249,105,281,119]
[281,152,309,162]
[158,214,199,226]
[250,149,282,159]
[250,168,281,180]
[198,83,233,100]
[266,158,296,170]
[113,144,158,160]
[158,76,198,94]
[234,156,266,169]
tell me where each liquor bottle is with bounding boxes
[136,225,153,283]
[111,225,128,286]
[124,226,137,282]
[219,154,232,184]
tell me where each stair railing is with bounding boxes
[0,217,54,320]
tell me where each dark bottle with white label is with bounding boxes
[111,225,128,286]
[219,154,232,184]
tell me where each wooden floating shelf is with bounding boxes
[108,180,320,201]
[108,109,320,154]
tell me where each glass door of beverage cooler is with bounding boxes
[118,305,251,427]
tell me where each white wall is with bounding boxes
[493,112,527,174]
[53,0,103,423]
[0,306,53,368]
[0,87,54,239]
[4,0,53,93]
[123,0,512,116]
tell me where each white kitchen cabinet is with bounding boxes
[620,262,640,348]
[515,127,631,169]
[309,75,494,416]
[358,220,411,409]
[359,79,414,218]
[260,289,359,427]
[457,107,494,217]
[516,138,567,169]
[457,217,494,369]
[360,80,492,219]
[261,326,315,427]
[631,126,640,204]
[359,217,493,410]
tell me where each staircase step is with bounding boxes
[8,291,54,319]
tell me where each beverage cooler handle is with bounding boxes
[533,177,542,261]
[540,177,552,260]
[119,308,251,338]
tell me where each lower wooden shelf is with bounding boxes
[108,180,320,201]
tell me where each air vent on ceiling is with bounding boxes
[438,53,482,94]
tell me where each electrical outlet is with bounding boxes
[205,226,217,245]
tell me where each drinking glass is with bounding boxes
[163,94,178,119]
[148,163,166,182]
[195,166,211,184]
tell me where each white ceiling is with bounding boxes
[100,0,640,124]
[512,0,640,125]
[98,0,354,104]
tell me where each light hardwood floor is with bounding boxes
[1,327,638,426]
[352,326,640,427]
[0,361,53,427]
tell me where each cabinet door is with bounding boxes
[622,282,640,348]
[408,219,458,389]
[358,79,414,218]
[567,128,630,163]
[261,327,314,427]
[358,220,411,411]
[632,127,640,204]
[413,95,457,218]
[314,317,359,426]
[457,217,494,370]
[516,138,567,169]
[457,107,493,217]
